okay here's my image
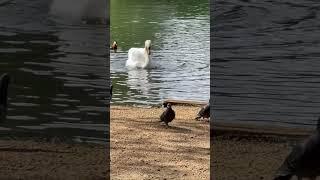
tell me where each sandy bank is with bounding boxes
[110,105,210,179]
[212,121,316,180]
[0,104,311,180]
[0,138,108,179]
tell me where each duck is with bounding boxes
[126,40,152,69]
[274,117,320,180]
[195,103,210,121]
[160,103,175,127]
[0,73,10,121]
[111,41,118,53]
[110,84,113,99]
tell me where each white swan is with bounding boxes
[126,40,152,69]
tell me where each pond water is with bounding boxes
[110,0,210,106]
[0,0,109,143]
[213,0,320,129]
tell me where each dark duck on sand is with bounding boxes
[195,103,210,121]
[160,103,175,126]
[0,73,10,121]
[274,117,320,180]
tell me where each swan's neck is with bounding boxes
[143,48,150,67]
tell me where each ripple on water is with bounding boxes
[111,18,209,105]
[0,0,108,143]
[213,0,320,128]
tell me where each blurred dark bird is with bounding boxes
[160,103,175,126]
[0,73,10,121]
[162,102,168,108]
[110,84,113,99]
[111,41,118,53]
[274,117,320,180]
[195,103,210,121]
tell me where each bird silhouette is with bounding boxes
[110,84,113,99]
[0,73,10,121]
[111,41,117,53]
[160,103,175,126]
[195,103,210,121]
[274,117,320,180]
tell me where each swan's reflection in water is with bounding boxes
[110,47,209,105]
[126,69,151,97]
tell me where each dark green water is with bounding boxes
[111,0,210,106]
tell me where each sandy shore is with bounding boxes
[212,122,314,180]
[0,138,108,179]
[0,104,313,180]
[110,105,210,179]
[0,105,209,180]
[212,136,290,180]
[111,105,312,180]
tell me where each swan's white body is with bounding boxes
[126,40,152,69]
